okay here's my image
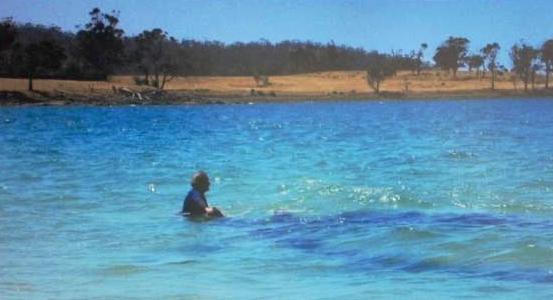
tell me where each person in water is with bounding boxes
[182,171,224,217]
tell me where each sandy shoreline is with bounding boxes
[2,71,553,105]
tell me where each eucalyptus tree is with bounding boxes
[415,43,428,75]
[75,8,125,79]
[0,18,17,51]
[481,43,500,89]
[510,43,538,92]
[0,18,17,75]
[24,40,66,91]
[465,54,484,76]
[134,28,181,89]
[433,37,470,79]
[366,52,396,94]
[541,39,553,89]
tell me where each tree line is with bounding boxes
[1,8,553,93]
[368,36,553,93]
[0,8,430,91]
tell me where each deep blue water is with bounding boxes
[1,99,553,299]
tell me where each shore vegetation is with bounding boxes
[2,7,553,104]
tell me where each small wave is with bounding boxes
[164,259,197,266]
[480,201,553,216]
[474,285,515,294]
[435,213,508,227]
[391,226,444,240]
[0,281,35,293]
[276,237,321,251]
[484,242,553,268]
[447,149,477,160]
[101,264,150,276]
[402,256,453,273]
[518,179,553,191]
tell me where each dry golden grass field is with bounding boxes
[0,70,547,99]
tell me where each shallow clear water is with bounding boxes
[1,99,553,299]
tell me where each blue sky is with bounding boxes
[2,0,553,65]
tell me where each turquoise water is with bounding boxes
[1,99,553,299]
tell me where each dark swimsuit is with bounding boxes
[182,189,208,215]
